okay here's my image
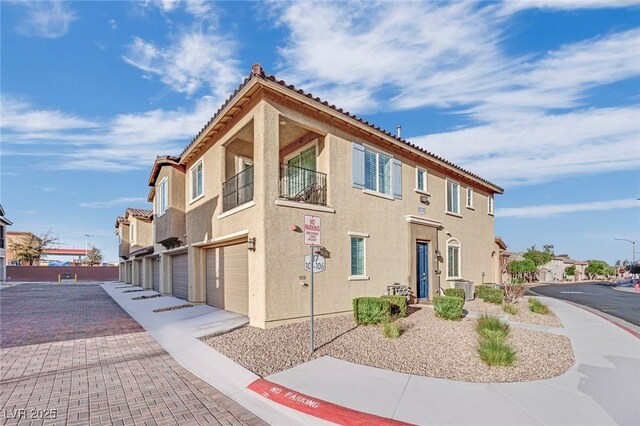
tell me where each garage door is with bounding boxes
[206,243,248,315]
[172,253,188,299]
[152,258,160,292]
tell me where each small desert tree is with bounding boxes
[507,259,536,283]
[565,265,576,278]
[523,246,554,282]
[85,247,103,266]
[9,230,58,265]
[585,260,612,279]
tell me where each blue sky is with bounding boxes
[1,0,639,264]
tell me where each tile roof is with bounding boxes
[179,64,503,193]
[147,155,183,187]
[126,208,153,219]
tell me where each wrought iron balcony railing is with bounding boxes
[279,164,327,206]
[222,166,254,212]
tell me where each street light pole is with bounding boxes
[614,238,636,263]
[84,234,92,264]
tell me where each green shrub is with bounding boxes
[433,296,464,320]
[380,295,408,318]
[381,321,403,338]
[477,339,517,366]
[503,304,518,315]
[444,288,466,301]
[476,285,493,299]
[476,315,510,341]
[481,288,505,304]
[352,297,392,325]
[529,298,550,315]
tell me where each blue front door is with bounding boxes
[417,242,429,299]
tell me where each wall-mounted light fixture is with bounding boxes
[290,224,302,233]
[247,237,256,251]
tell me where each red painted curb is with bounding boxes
[247,378,413,426]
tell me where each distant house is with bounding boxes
[0,205,13,281]
[5,231,39,266]
[115,208,154,287]
[540,256,588,282]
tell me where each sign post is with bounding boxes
[303,215,321,354]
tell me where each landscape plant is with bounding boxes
[529,298,550,315]
[564,265,576,278]
[352,297,392,325]
[480,288,504,304]
[503,282,526,304]
[476,314,517,366]
[380,295,408,318]
[85,246,103,266]
[433,295,464,320]
[585,260,616,279]
[475,285,492,299]
[381,321,403,339]
[444,288,465,300]
[503,304,518,315]
[507,259,537,283]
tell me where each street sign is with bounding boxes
[304,254,325,273]
[304,215,321,246]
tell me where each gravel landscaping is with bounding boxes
[465,296,563,327]
[153,303,194,313]
[202,306,574,382]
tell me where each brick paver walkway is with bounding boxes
[0,284,266,425]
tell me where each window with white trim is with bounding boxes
[364,148,391,196]
[157,177,168,215]
[129,223,135,244]
[190,161,203,201]
[447,239,461,278]
[350,237,365,276]
[416,168,427,192]
[446,179,460,214]
[488,195,494,214]
[466,187,474,208]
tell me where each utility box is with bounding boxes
[453,280,475,301]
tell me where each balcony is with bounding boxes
[279,164,327,206]
[223,166,254,212]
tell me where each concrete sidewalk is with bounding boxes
[266,296,640,425]
[101,283,332,426]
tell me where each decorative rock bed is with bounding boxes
[203,306,574,382]
[153,304,194,313]
[123,289,147,293]
[131,294,163,300]
[465,296,563,327]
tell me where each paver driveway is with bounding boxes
[0,284,267,426]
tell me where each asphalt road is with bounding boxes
[532,282,640,326]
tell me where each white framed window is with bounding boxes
[157,177,169,216]
[466,187,474,208]
[190,160,203,201]
[350,236,366,276]
[488,195,494,215]
[129,223,135,244]
[364,148,392,196]
[416,167,428,193]
[446,179,460,215]
[446,238,461,279]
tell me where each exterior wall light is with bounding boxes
[247,237,256,251]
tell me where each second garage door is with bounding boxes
[206,243,248,315]
[172,253,189,299]
[152,257,160,292]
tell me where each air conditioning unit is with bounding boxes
[453,280,475,301]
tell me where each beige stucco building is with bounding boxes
[121,65,504,328]
[116,208,153,286]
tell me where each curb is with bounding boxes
[528,288,640,339]
[247,378,412,426]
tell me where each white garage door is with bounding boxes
[152,257,160,292]
[206,243,248,315]
[172,253,188,300]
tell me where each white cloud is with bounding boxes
[1,95,98,132]
[142,0,215,18]
[79,197,148,209]
[13,1,77,38]
[497,199,640,218]
[109,19,117,30]
[122,29,240,98]
[498,0,640,16]
[413,107,640,186]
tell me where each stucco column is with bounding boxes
[188,245,206,303]
[160,253,170,294]
[249,101,280,327]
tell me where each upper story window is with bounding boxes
[446,179,460,214]
[447,239,461,279]
[466,187,474,208]
[488,195,494,215]
[157,177,168,216]
[190,160,203,201]
[129,223,135,244]
[416,168,427,193]
[352,143,402,200]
